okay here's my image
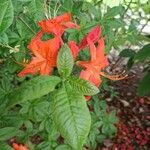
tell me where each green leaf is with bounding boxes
[134,44,150,62]
[0,127,20,141]
[107,18,125,29]
[0,0,14,32]
[96,134,106,144]
[16,18,35,40]
[55,144,72,150]
[36,141,51,150]
[109,111,118,123]
[57,44,74,78]
[28,100,50,122]
[104,5,124,18]
[68,76,99,95]
[6,76,61,108]
[52,83,91,149]
[0,32,9,44]
[0,142,13,150]
[138,71,150,96]
[0,114,23,128]
[61,0,73,11]
[27,0,45,21]
[119,49,136,58]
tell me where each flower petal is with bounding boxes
[38,20,65,35]
[68,41,80,59]
[18,57,45,77]
[79,26,101,49]
[87,38,96,62]
[54,12,71,23]
[13,143,29,150]
[63,22,80,29]
[80,69,102,87]
[38,13,78,35]
[28,32,61,59]
[96,38,109,68]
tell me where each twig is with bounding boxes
[122,0,133,17]
[139,18,150,34]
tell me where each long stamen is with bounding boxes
[53,0,59,18]
[100,70,128,80]
[12,58,28,67]
[55,4,61,16]
[44,0,49,19]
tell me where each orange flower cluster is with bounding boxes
[18,12,126,101]
[18,13,79,77]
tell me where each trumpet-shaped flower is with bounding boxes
[38,12,80,36]
[18,31,61,77]
[79,25,101,49]
[77,38,108,88]
[77,27,127,100]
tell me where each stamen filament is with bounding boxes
[100,71,128,80]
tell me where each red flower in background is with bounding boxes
[12,143,29,150]
[18,31,61,77]
[38,12,80,36]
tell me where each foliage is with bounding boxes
[119,44,150,95]
[0,0,149,149]
[86,96,118,150]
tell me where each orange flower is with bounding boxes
[79,25,101,49]
[12,143,29,150]
[77,26,127,100]
[18,31,61,77]
[38,12,80,36]
[77,38,108,88]
[68,41,80,59]
[68,26,101,60]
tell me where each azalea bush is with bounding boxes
[0,0,149,150]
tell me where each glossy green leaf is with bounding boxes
[0,127,20,141]
[52,83,91,149]
[68,76,99,95]
[36,141,51,150]
[134,44,150,62]
[119,49,136,57]
[6,76,61,108]
[57,44,74,77]
[138,71,150,96]
[55,144,72,150]
[0,0,14,32]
